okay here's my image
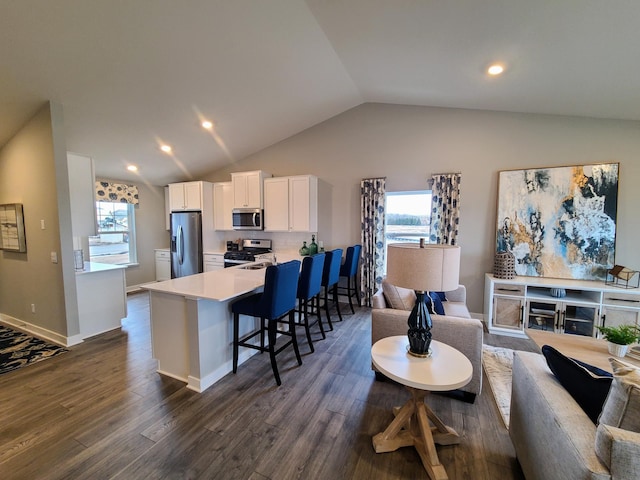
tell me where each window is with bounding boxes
[89,201,137,265]
[384,190,432,273]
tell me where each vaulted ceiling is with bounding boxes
[2,1,639,185]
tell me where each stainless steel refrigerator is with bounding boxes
[170,211,203,278]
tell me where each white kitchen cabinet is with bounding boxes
[169,181,210,211]
[203,253,224,272]
[155,249,171,281]
[264,175,317,232]
[213,182,233,230]
[231,170,270,208]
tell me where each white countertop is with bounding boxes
[76,261,127,275]
[141,266,267,302]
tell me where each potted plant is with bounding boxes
[597,324,640,357]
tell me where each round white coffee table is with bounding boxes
[371,336,473,480]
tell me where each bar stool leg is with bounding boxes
[332,284,343,322]
[233,313,240,373]
[267,318,281,386]
[323,286,334,331]
[314,295,326,339]
[347,276,355,314]
[290,310,302,366]
[303,298,314,353]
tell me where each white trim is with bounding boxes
[0,313,83,347]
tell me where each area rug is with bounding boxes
[482,344,515,429]
[0,325,68,375]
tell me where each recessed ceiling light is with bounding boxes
[160,144,172,153]
[127,165,138,172]
[202,120,213,130]
[487,64,505,76]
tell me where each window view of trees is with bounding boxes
[383,191,432,273]
[385,191,432,245]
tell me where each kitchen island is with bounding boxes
[141,265,270,392]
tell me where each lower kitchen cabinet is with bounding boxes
[155,249,171,281]
[204,253,224,272]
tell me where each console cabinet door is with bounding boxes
[492,296,524,331]
[600,306,640,331]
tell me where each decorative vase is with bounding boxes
[550,288,566,298]
[299,241,310,256]
[607,342,628,358]
[494,251,515,279]
[308,235,318,255]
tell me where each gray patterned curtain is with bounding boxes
[360,177,386,306]
[430,173,461,245]
[95,181,139,205]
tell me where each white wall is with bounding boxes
[204,103,640,313]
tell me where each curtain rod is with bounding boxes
[430,172,461,176]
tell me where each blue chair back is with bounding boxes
[322,249,343,287]
[298,253,325,300]
[258,260,301,319]
[340,245,361,277]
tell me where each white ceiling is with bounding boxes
[2,1,640,186]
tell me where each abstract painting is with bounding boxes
[496,163,619,280]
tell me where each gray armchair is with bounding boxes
[371,283,483,402]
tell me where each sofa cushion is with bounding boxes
[541,345,613,424]
[441,302,471,319]
[381,279,415,311]
[598,358,640,432]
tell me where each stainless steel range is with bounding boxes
[223,239,272,268]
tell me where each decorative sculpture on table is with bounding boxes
[386,242,461,357]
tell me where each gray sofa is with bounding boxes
[510,351,640,480]
[371,282,484,401]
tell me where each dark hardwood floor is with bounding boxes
[0,292,534,479]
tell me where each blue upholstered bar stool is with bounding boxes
[321,249,343,330]
[338,244,362,314]
[231,260,302,386]
[296,253,326,353]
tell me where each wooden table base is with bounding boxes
[372,387,460,480]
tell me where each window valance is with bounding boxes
[95,181,139,205]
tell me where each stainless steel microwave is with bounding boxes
[232,208,263,230]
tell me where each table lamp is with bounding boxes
[386,243,461,357]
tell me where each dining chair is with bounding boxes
[338,244,362,314]
[231,260,302,386]
[296,252,326,353]
[321,248,344,330]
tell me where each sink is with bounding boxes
[239,261,272,270]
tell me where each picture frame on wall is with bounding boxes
[0,203,27,253]
[496,163,619,281]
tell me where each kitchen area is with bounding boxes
[145,170,328,392]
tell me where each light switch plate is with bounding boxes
[51,251,58,263]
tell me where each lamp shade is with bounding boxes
[386,243,461,292]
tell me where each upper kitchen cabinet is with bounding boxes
[264,175,318,232]
[213,182,233,230]
[169,181,212,211]
[231,170,270,209]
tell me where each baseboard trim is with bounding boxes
[0,313,82,347]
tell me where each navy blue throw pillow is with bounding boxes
[430,291,447,302]
[541,345,612,424]
[425,292,445,315]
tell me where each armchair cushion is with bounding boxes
[595,423,640,477]
[381,279,415,311]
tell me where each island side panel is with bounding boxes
[149,291,190,382]
[186,297,262,392]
